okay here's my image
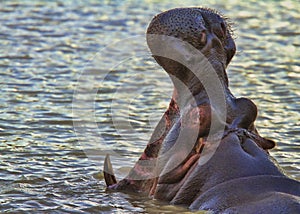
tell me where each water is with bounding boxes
[0,0,299,213]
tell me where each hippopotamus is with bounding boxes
[103,7,300,213]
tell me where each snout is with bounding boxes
[146,8,236,66]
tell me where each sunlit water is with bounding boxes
[0,0,299,213]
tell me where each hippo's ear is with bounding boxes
[260,138,276,150]
[104,154,117,186]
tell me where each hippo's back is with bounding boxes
[190,175,300,213]
[224,192,300,214]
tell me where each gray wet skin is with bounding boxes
[104,7,300,213]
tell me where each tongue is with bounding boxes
[158,138,205,184]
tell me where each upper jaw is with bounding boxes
[146,14,232,93]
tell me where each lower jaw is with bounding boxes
[150,138,205,194]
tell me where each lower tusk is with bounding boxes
[104,154,117,186]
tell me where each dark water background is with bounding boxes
[1,0,299,213]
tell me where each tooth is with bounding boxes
[104,154,117,186]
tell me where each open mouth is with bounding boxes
[103,6,275,200]
[156,137,205,185]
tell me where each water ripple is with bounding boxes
[1,0,299,212]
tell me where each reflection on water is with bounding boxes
[0,0,299,212]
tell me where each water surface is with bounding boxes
[0,0,299,213]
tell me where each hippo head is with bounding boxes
[103,7,280,210]
[146,8,236,93]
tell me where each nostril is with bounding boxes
[200,30,207,44]
[221,22,226,36]
[212,22,226,40]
